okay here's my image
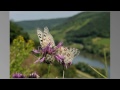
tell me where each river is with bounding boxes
[73,55,110,78]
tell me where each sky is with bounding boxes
[10,11,82,21]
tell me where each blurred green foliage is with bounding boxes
[10,21,30,44]
[10,35,34,77]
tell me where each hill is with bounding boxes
[15,18,68,30]
[51,12,110,59]
[10,21,30,44]
[51,12,110,43]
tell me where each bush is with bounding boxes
[10,21,30,44]
[10,35,34,77]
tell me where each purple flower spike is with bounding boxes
[40,57,45,63]
[55,54,64,63]
[31,49,40,54]
[28,72,39,78]
[46,43,51,49]
[34,58,41,64]
[48,46,51,53]
[55,55,62,62]
[56,42,63,49]
[41,43,55,55]
[42,47,46,53]
[42,43,51,53]
[49,48,55,54]
[41,48,46,53]
[57,54,64,60]
[57,42,63,48]
[12,73,25,78]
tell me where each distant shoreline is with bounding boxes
[80,51,110,65]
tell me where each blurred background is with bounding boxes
[10,11,110,78]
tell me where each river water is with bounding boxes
[73,55,110,78]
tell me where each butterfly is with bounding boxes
[56,46,80,65]
[37,27,55,63]
[37,27,55,49]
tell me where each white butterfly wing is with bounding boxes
[37,27,55,48]
[37,28,44,48]
[43,27,55,47]
[56,46,80,64]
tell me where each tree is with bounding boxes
[10,20,30,44]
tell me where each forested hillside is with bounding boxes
[16,18,68,30]
[10,21,30,44]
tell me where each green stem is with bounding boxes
[63,66,64,79]
[103,49,108,77]
[89,65,107,78]
[47,64,51,78]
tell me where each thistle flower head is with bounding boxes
[34,42,62,64]
[55,54,64,63]
[41,43,54,55]
[12,73,25,78]
[34,57,45,64]
[28,72,40,78]
[55,42,63,49]
[31,49,40,54]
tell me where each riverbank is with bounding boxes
[79,51,110,65]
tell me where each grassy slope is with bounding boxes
[93,38,110,46]
[51,12,110,41]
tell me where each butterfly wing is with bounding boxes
[37,27,55,48]
[37,28,44,48]
[57,46,80,64]
[43,27,55,48]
